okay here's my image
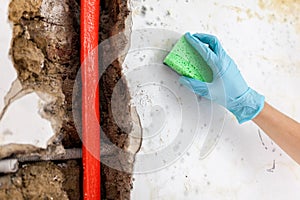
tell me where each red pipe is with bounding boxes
[80,0,101,199]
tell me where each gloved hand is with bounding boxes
[180,33,265,124]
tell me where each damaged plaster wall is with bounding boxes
[1,0,141,199]
[0,0,82,199]
[0,0,141,199]
[0,160,81,200]
[0,0,81,158]
[100,0,142,199]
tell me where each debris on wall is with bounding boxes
[1,0,81,158]
[0,0,82,199]
[0,160,81,200]
[100,0,141,199]
[0,0,140,199]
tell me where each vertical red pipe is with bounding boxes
[80,0,101,199]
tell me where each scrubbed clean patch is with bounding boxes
[164,36,213,82]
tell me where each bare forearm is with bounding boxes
[253,102,300,165]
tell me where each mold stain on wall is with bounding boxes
[258,0,300,33]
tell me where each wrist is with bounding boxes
[228,88,265,124]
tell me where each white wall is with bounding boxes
[127,0,300,199]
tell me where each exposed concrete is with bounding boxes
[0,160,81,200]
[1,0,140,199]
[9,0,81,148]
[99,0,142,199]
[0,0,81,158]
[0,0,82,199]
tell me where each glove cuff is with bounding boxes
[228,88,265,124]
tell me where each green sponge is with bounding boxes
[163,35,213,82]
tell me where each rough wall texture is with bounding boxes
[100,0,137,199]
[1,0,136,199]
[9,0,81,150]
[0,160,81,200]
[0,0,82,199]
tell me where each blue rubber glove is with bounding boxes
[180,33,265,124]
